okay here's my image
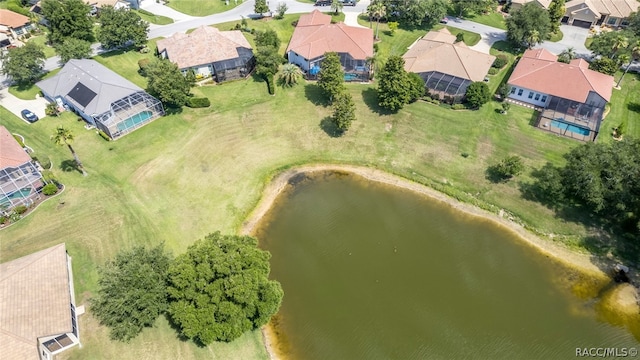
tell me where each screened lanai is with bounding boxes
[424,71,471,103]
[212,52,255,82]
[93,91,165,140]
[0,162,43,210]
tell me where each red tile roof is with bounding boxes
[508,48,613,102]
[286,10,373,61]
[0,9,30,29]
[0,126,31,170]
[157,26,252,70]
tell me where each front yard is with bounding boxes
[166,0,242,16]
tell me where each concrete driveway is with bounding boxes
[0,87,49,122]
[537,24,591,57]
[442,16,507,54]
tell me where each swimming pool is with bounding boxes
[117,111,153,132]
[344,73,358,81]
[550,119,590,136]
[0,188,32,207]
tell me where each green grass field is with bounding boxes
[600,71,640,142]
[167,0,241,16]
[26,35,57,58]
[8,69,60,100]
[133,9,174,25]
[465,11,507,30]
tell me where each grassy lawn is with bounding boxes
[167,0,241,16]
[599,71,640,142]
[8,68,60,100]
[465,11,507,30]
[26,34,56,58]
[487,40,520,94]
[133,9,174,25]
[92,39,159,88]
[548,30,563,42]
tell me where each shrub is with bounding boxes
[0,216,7,224]
[186,97,211,108]
[42,183,58,196]
[138,58,151,76]
[497,84,510,100]
[490,155,524,181]
[501,102,511,113]
[464,82,491,109]
[488,68,499,75]
[14,205,28,215]
[451,103,467,110]
[234,23,242,30]
[455,33,464,43]
[98,130,111,141]
[13,135,25,148]
[430,93,440,101]
[492,55,508,69]
[266,74,276,95]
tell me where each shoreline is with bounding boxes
[239,164,628,359]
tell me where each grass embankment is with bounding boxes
[133,9,174,25]
[166,0,241,16]
[600,71,640,141]
[464,11,507,30]
[8,68,60,100]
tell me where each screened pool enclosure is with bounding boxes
[92,91,164,140]
[423,71,472,103]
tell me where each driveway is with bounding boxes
[0,87,48,121]
[442,16,506,54]
[537,25,591,57]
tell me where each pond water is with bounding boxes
[256,172,639,360]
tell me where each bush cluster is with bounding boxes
[266,74,276,95]
[42,183,58,196]
[13,135,25,148]
[492,55,508,69]
[138,59,151,76]
[98,130,111,141]
[488,68,499,75]
[14,205,28,215]
[451,103,467,110]
[186,97,211,108]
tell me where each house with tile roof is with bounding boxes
[402,28,496,103]
[507,48,614,141]
[157,26,255,83]
[286,10,373,81]
[0,126,44,211]
[0,9,33,40]
[508,0,552,12]
[85,0,137,15]
[0,243,81,360]
[561,0,640,28]
[37,59,164,140]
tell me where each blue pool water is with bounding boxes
[550,119,590,136]
[117,111,153,131]
[344,73,358,81]
[0,188,32,207]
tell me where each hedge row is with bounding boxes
[187,97,211,108]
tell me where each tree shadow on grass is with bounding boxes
[164,106,183,115]
[319,116,344,137]
[627,102,640,113]
[528,109,540,127]
[304,83,330,107]
[361,87,395,116]
[484,165,510,183]
[60,159,82,174]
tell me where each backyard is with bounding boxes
[1,11,639,360]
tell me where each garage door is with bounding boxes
[572,20,592,28]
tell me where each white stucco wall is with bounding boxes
[508,85,550,107]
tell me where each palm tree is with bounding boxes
[615,42,640,88]
[610,34,629,59]
[365,53,379,78]
[51,126,87,176]
[279,63,303,87]
[367,2,387,40]
[330,0,343,15]
[525,30,540,49]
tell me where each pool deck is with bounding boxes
[537,109,597,142]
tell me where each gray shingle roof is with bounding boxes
[36,59,142,116]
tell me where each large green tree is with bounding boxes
[451,0,494,16]
[317,52,345,102]
[91,245,171,342]
[54,37,92,64]
[367,1,386,40]
[254,29,280,50]
[628,11,640,37]
[146,58,192,107]
[98,6,149,49]
[588,57,618,75]
[254,0,269,14]
[376,55,411,111]
[41,0,94,44]
[464,81,491,108]
[547,0,565,34]
[254,30,284,86]
[589,30,636,61]
[397,0,448,27]
[166,232,283,344]
[0,42,45,85]
[332,91,356,132]
[506,2,551,48]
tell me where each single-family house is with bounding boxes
[402,28,496,103]
[37,59,165,140]
[0,243,81,360]
[86,0,136,15]
[507,48,613,141]
[0,9,33,40]
[286,10,374,81]
[0,126,44,211]
[562,0,640,28]
[508,0,552,11]
[156,26,255,83]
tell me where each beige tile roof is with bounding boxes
[565,0,639,18]
[402,28,496,82]
[0,9,30,29]
[0,125,32,170]
[0,244,73,360]
[156,26,253,70]
[510,0,552,9]
[508,48,613,102]
[286,10,374,61]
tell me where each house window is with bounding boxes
[510,87,516,94]
[534,94,540,100]
[541,95,547,102]
[528,91,534,99]
[607,17,618,25]
[517,89,523,96]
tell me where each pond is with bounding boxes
[256,172,639,359]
